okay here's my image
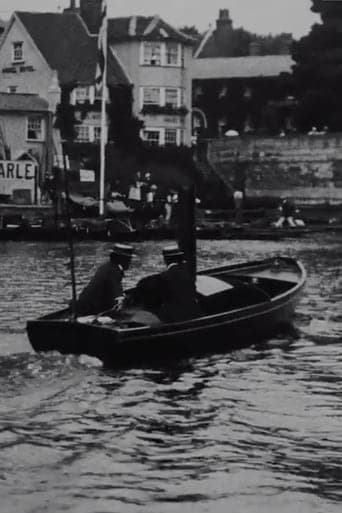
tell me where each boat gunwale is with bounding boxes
[27,256,306,343]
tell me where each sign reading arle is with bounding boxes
[0,161,37,180]
[0,161,38,198]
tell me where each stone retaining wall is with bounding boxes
[207,134,342,205]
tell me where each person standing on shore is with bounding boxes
[274,197,296,228]
[233,189,244,225]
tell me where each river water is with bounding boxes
[0,236,341,513]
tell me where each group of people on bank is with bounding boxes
[273,197,305,228]
[126,172,179,226]
[74,243,202,325]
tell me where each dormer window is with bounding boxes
[12,41,24,63]
[75,86,90,103]
[70,86,95,105]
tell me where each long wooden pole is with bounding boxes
[177,184,197,279]
[99,17,108,217]
[62,142,77,320]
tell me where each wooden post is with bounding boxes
[177,184,197,279]
[62,142,77,320]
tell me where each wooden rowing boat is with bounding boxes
[27,256,306,367]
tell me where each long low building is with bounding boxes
[190,9,296,137]
[191,54,294,81]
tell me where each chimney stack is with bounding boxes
[64,0,79,13]
[214,8,233,56]
[216,9,232,31]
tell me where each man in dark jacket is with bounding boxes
[75,244,134,316]
[159,246,203,322]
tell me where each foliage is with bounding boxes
[227,30,292,56]
[141,104,188,116]
[292,20,342,131]
[254,33,292,55]
[311,0,342,16]
[107,85,144,150]
[104,144,200,193]
[194,76,293,136]
[54,84,77,142]
[178,25,202,40]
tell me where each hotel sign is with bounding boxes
[163,116,179,124]
[0,160,38,197]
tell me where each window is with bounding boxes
[75,86,90,103]
[219,86,228,99]
[244,87,252,99]
[143,42,161,66]
[194,86,203,101]
[165,88,179,108]
[75,125,90,142]
[143,87,161,106]
[27,116,43,141]
[178,129,184,146]
[165,129,177,145]
[94,126,102,143]
[143,130,160,146]
[7,86,17,93]
[141,42,183,67]
[165,42,179,66]
[12,41,24,63]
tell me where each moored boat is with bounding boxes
[27,255,306,367]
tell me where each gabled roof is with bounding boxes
[108,15,194,44]
[15,11,129,87]
[0,93,49,111]
[195,10,292,59]
[191,55,294,80]
[196,29,249,59]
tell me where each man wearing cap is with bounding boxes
[74,244,133,316]
[159,246,203,323]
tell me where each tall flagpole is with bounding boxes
[98,1,108,217]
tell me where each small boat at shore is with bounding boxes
[222,225,311,240]
[221,223,342,241]
[27,256,306,367]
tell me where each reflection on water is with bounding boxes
[0,236,342,513]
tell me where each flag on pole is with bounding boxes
[95,0,108,93]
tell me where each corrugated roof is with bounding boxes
[0,93,49,111]
[191,55,294,80]
[16,11,129,87]
[108,16,194,44]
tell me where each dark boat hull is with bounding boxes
[27,257,306,367]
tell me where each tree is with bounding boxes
[179,25,202,40]
[107,86,143,150]
[54,84,77,142]
[292,1,342,131]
